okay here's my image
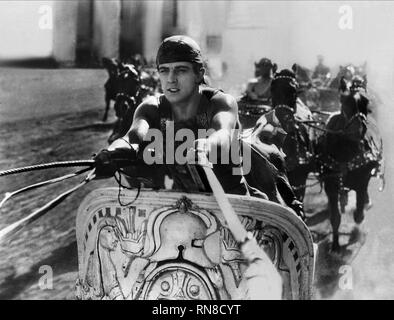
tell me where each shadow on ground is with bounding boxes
[313,226,367,299]
[0,241,78,300]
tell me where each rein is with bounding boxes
[0,160,95,177]
[0,167,91,208]
[297,112,366,135]
[0,170,96,242]
[0,160,96,242]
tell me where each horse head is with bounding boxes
[128,53,147,72]
[341,91,368,140]
[292,63,312,88]
[102,57,122,78]
[112,64,141,139]
[270,69,299,133]
[328,64,356,90]
[323,90,369,163]
[116,64,141,99]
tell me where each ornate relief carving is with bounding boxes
[140,264,218,300]
[76,192,313,300]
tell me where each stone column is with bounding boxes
[92,0,121,60]
[143,0,164,63]
[52,1,79,66]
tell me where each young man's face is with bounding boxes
[158,61,204,105]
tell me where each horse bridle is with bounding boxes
[115,92,137,107]
[275,104,294,113]
[274,104,312,164]
[115,67,142,108]
[343,111,367,130]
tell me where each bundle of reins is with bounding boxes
[0,160,97,242]
[0,151,254,248]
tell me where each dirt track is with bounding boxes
[0,68,392,299]
[0,69,119,299]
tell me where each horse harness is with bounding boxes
[274,104,314,169]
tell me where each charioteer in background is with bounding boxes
[244,58,277,105]
[312,54,331,87]
[238,58,277,128]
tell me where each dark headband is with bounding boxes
[156,35,204,66]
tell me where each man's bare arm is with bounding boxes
[108,97,159,151]
[204,92,239,154]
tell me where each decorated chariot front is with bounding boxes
[0,149,316,300]
[75,188,315,300]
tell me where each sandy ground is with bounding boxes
[0,68,392,299]
[0,68,119,299]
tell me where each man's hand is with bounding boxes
[187,138,215,167]
[194,138,210,155]
[93,148,137,178]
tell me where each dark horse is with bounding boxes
[102,57,123,122]
[270,67,316,201]
[315,88,383,252]
[107,64,144,144]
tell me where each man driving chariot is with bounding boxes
[312,54,331,87]
[94,36,304,219]
[243,58,277,104]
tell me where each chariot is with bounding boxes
[74,185,315,300]
[0,155,316,300]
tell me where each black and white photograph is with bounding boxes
[0,0,393,301]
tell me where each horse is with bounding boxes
[293,64,313,90]
[292,63,328,112]
[328,64,365,91]
[140,67,161,95]
[315,89,383,252]
[292,63,338,113]
[238,59,277,129]
[107,64,143,144]
[268,67,316,202]
[102,57,125,122]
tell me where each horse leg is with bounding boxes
[350,165,373,223]
[103,97,110,122]
[325,178,341,252]
[287,166,309,201]
[364,191,373,210]
[354,187,367,224]
[276,174,305,220]
[353,177,370,224]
